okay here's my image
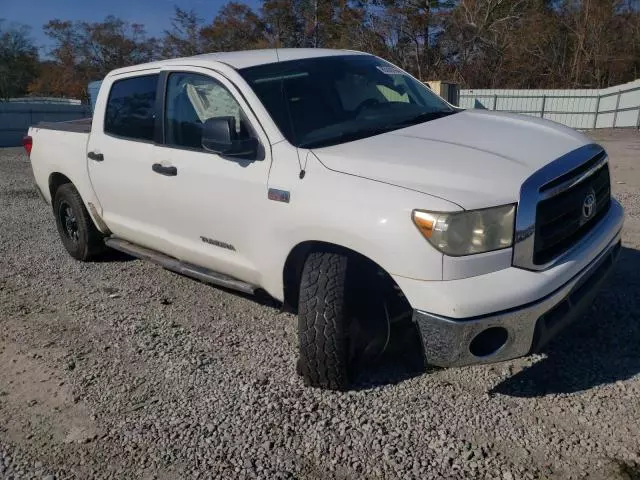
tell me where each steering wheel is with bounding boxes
[353,98,382,116]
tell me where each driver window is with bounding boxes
[165,72,250,150]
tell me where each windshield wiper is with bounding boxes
[299,110,459,149]
[300,125,397,149]
[393,110,458,128]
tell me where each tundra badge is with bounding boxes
[200,236,236,251]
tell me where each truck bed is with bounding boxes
[28,119,92,206]
[35,117,92,133]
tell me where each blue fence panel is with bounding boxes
[0,102,91,147]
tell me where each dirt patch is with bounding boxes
[0,340,98,446]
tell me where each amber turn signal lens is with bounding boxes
[412,211,436,238]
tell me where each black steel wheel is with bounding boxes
[58,200,80,244]
[53,183,104,261]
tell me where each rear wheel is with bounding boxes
[53,183,104,261]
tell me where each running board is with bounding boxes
[104,237,257,295]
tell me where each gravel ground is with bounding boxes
[1,129,640,480]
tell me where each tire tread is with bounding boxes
[297,251,349,390]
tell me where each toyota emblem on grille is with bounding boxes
[582,190,597,220]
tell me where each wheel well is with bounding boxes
[282,241,404,313]
[49,172,72,200]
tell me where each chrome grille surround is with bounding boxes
[513,143,609,271]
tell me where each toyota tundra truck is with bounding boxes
[24,49,624,390]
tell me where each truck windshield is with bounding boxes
[239,54,457,149]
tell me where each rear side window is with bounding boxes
[104,74,158,141]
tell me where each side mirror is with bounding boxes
[201,116,258,158]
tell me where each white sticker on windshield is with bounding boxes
[376,65,406,75]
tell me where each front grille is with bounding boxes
[533,163,611,265]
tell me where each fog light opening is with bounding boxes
[469,327,509,357]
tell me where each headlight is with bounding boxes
[412,204,516,256]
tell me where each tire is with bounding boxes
[53,183,104,261]
[297,251,350,390]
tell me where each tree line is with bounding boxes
[1,0,640,101]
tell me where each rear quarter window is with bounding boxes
[104,74,159,141]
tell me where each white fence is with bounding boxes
[0,102,91,147]
[459,79,640,130]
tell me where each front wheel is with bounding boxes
[53,183,104,261]
[297,252,350,390]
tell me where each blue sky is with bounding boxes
[2,0,261,54]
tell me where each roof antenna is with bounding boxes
[279,65,307,180]
[299,151,311,179]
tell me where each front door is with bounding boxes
[150,68,272,284]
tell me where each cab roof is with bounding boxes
[108,48,370,76]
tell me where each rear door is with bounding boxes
[87,72,170,251]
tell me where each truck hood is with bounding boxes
[312,110,590,210]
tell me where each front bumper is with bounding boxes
[413,234,621,367]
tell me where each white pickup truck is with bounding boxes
[25,48,624,390]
